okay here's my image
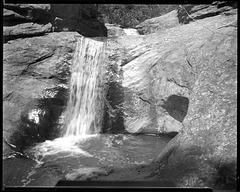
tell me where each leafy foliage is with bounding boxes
[97,4,179,28]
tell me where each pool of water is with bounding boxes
[3,134,172,187]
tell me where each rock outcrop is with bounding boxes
[3,2,237,190]
[3,32,82,154]
[136,10,179,35]
[3,4,107,42]
[94,3,237,190]
[178,1,237,24]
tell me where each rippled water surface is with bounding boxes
[3,134,172,187]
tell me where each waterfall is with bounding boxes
[64,37,106,137]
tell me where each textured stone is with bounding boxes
[136,10,179,35]
[3,32,81,154]
[3,22,52,42]
[98,5,237,189]
[2,2,237,189]
[3,4,107,42]
[177,1,237,24]
[3,4,51,25]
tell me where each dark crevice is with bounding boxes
[102,81,125,134]
[139,97,151,105]
[161,95,189,123]
[120,52,145,67]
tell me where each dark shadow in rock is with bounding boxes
[159,132,178,138]
[102,81,125,134]
[214,161,237,190]
[161,95,189,122]
[8,86,69,152]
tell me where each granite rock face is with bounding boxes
[99,3,237,190]
[3,32,81,154]
[177,1,237,24]
[3,22,52,41]
[3,2,237,189]
[136,10,179,35]
[3,4,51,25]
[3,4,107,42]
[152,16,237,187]
[106,30,191,134]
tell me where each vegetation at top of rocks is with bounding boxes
[96,4,179,28]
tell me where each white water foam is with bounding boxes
[64,37,106,137]
[27,37,106,162]
[30,135,98,161]
[123,28,140,35]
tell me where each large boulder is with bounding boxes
[3,32,81,155]
[3,4,107,42]
[94,3,237,190]
[106,30,191,135]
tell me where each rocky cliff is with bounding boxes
[90,3,238,190]
[3,4,107,42]
[3,2,237,190]
[3,3,107,153]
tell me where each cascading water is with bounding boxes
[21,37,108,162]
[64,37,106,136]
[3,37,172,187]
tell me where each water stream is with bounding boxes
[3,134,171,186]
[3,37,172,187]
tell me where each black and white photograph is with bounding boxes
[2,2,237,191]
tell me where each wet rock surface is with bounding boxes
[3,32,81,154]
